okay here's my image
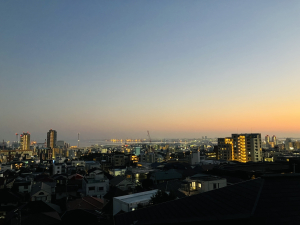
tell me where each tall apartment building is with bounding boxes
[47,129,57,148]
[218,133,262,163]
[272,135,277,145]
[20,132,30,150]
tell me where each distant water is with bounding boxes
[64,139,183,148]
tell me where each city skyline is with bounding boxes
[1,1,300,141]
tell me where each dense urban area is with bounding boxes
[1,130,300,224]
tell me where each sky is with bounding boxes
[1,0,300,144]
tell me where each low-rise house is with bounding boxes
[67,196,104,211]
[108,168,126,177]
[113,189,158,215]
[180,174,226,195]
[110,176,135,191]
[53,163,66,175]
[85,161,101,170]
[71,160,85,167]
[31,182,56,202]
[82,170,109,199]
[13,177,32,194]
[150,169,182,184]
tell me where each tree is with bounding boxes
[149,190,176,205]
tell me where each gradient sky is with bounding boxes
[1,0,300,143]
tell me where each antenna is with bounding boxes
[78,133,80,148]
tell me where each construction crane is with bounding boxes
[147,131,154,153]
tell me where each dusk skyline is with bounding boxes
[1,1,300,142]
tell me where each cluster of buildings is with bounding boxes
[1,131,300,224]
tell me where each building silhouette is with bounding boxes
[47,129,57,148]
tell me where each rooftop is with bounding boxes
[114,189,158,204]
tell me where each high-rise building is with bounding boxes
[20,132,30,150]
[218,133,262,163]
[265,135,270,145]
[47,129,57,148]
[285,138,292,151]
[272,135,277,145]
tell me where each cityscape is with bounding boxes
[1,1,300,225]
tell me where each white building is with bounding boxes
[82,171,109,199]
[53,163,66,174]
[113,190,158,215]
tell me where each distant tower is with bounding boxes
[20,132,30,150]
[272,135,277,145]
[265,135,270,144]
[78,133,80,148]
[47,129,57,148]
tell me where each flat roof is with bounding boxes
[114,190,158,204]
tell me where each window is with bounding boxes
[89,186,95,191]
[24,185,28,189]
[213,183,217,189]
[98,187,104,191]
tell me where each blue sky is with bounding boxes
[1,1,300,143]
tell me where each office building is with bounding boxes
[20,132,30,150]
[47,129,57,148]
[218,133,262,163]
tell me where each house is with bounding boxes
[110,176,135,191]
[82,170,109,199]
[180,174,227,196]
[108,168,127,177]
[150,169,182,184]
[31,182,55,202]
[113,189,158,215]
[67,196,104,211]
[52,163,66,175]
[13,177,32,194]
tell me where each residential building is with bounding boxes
[53,163,66,175]
[150,169,182,184]
[31,182,55,202]
[110,176,135,191]
[20,132,30,150]
[180,174,226,196]
[47,129,57,148]
[218,133,262,163]
[13,177,32,194]
[272,135,277,145]
[82,170,109,199]
[113,189,158,215]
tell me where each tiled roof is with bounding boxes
[67,196,104,211]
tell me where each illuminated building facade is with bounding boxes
[20,132,30,150]
[47,129,57,148]
[272,135,277,145]
[218,133,262,163]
